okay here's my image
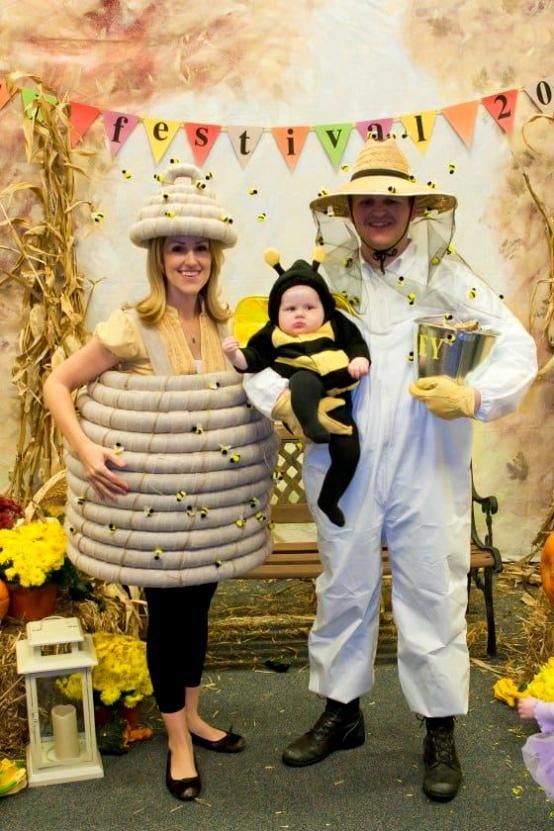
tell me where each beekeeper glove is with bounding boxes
[409,375,476,420]
[272,390,353,438]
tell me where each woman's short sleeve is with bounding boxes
[94,309,146,359]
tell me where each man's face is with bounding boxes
[350,194,413,260]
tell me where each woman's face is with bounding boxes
[162,236,212,304]
[350,194,413,259]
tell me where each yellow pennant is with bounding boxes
[400,111,437,154]
[143,117,181,164]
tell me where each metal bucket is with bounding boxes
[416,318,498,382]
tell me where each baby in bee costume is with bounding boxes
[223,250,369,526]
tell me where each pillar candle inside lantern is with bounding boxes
[51,704,80,759]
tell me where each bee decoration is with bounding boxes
[245,401,253,409]
[248,187,258,195]
[198,507,209,519]
[195,180,206,190]
[407,292,416,306]
[427,181,437,189]
[256,213,267,223]
[77,496,85,505]
[229,453,241,464]
[396,276,405,287]
[423,208,432,218]
[113,442,124,455]
[316,235,325,246]
[499,294,505,300]
[208,381,220,390]
[408,351,415,363]
[153,173,165,183]
[186,506,196,517]
[92,211,105,223]
[218,444,232,456]
[108,523,117,534]
[268,520,275,530]
[272,471,283,482]
[235,517,246,528]
[431,256,441,265]
[401,132,408,139]
[143,506,154,517]
[221,214,234,224]
[205,171,214,180]
[169,157,181,164]
[447,243,456,255]
[409,175,416,183]
[448,163,456,175]
[162,193,169,201]
[350,296,360,307]
[444,313,453,321]
[154,547,163,561]
[446,333,457,344]
[68,525,76,534]
[318,188,329,197]
[176,490,187,502]
[467,288,477,300]
[215,559,223,567]
[192,424,204,434]
[343,257,353,268]
[388,186,397,194]
[255,511,267,522]
[295,441,303,452]
[165,209,176,218]
[249,496,260,508]
[121,169,132,179]
[340,163,350,172]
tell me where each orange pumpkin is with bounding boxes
[0,580,9,622]
[540,532,554,604]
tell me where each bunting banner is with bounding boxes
[2,76,551,171]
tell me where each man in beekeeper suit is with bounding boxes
[246,136,537,801]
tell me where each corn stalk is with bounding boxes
[0,78,89,503]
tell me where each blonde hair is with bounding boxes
[134,237,231,326]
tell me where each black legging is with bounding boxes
[144,582,217,714]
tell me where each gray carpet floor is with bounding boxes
[2,649,552,830]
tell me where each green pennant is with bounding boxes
[21,87,58,122]
[314,123,353,167]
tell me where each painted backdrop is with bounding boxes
[0,0,553,559]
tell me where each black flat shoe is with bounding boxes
[165,750,201,801]
[190,728,245,753]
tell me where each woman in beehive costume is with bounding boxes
[44,165,278,802]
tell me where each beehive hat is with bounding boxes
[129,163,237,248]
[310,137,457,218]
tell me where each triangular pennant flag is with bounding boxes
[355,118,394,142]
[441,101,478,147]
[184,123,221,166]
[103,110,140,155]
[399,112,437,154]
[0,78,16,111]
[524,78,554,113]
[314,123,353,167]
[143,117,181,164]
[69,102,100,147]
[481,89,518,134]
[227,126,264,168]
[21,88,57,122]
[272,126,310,170]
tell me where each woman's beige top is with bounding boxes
[95,306,229,375]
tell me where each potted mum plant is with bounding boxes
[0,517,68,621]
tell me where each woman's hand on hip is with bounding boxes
[78,439,128,500]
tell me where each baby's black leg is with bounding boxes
[289,371,329,443]
[317,422,360,527]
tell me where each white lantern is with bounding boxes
[16,616,104,786]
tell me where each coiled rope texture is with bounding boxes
[66,370,279,587]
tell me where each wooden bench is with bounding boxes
[243,427,503,658]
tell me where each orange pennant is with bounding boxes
[481,89,518,135]
[70,102,100,146]
[272,126,310,170]
[0,78,16,111]
[441,101,478,147]
[184,123,221,166]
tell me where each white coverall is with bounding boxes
[246,239,537,717]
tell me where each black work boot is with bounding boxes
[422,717,462,802]
[282,698,365,767]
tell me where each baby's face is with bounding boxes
[278,285,325,335]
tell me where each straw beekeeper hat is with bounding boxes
[310,137,457,218]
[129,163,237,248]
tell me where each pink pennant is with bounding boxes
[103,111,140,155]
[481,90,519,135]
[70,102,100,147]
[356,119,394,142]
[184,123,221,166]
